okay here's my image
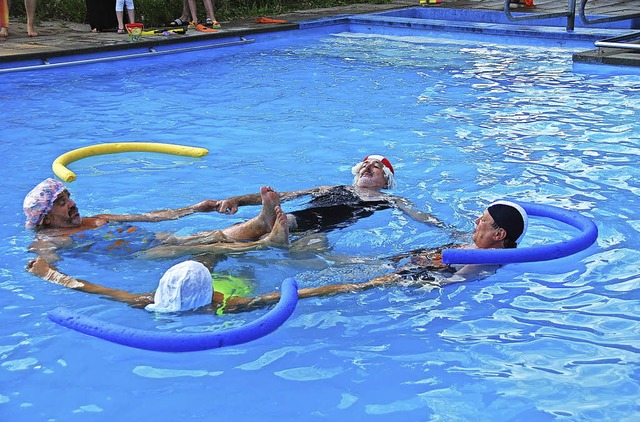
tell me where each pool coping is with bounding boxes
[0,23,302,66]
[1,3,639,71]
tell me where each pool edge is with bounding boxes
[2,6,639,71]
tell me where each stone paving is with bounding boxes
[1,0,638,66]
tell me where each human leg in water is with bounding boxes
[141,205,290,259]
[160,186,280,246]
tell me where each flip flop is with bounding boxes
[195,24,217,33]
[255,17,286,24]
[117,28,126,34]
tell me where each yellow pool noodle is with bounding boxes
[52,142,209,182]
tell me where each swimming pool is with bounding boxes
[1,11,639,421]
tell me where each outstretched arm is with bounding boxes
[386,195,447,228]
[223,273,413,314]
[26,256,154,308]
[95,200,221,223]
[223,247,456,313]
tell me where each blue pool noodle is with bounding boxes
[47,278,299,352]
[442,202,598,265]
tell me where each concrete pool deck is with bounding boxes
[1,0,639,68]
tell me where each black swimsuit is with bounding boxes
[289,185,391,232]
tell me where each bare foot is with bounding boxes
[27,26,38,37]
[221,186,281,241]
[0,27,8,38]
[262,206,290,247]
[257,186,280,230]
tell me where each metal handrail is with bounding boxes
[579,0,640,25]
[504,0,577,31]
[595,32,640,50]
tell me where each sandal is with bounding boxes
[168,18,187,27]
[205,18,221,29]
[117,28,126,34]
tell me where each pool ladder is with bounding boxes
[595,32,640,51]
[503,0,640,35]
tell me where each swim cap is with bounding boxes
[487,200,528,245]
[23,178,67,229]
[351,154,397,189]
[146,261,213,313]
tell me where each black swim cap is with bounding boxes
[488,202,527,244]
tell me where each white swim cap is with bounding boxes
[146,261,213,313]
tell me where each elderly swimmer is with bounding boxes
[211,154,445,233]
[23,179,291,263]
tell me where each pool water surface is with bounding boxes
[1,19,639,421]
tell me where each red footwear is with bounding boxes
[196,24,217,33]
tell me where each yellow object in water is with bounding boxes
[213,273,255,315]
[213,273,255,298]
[52,142,209,182]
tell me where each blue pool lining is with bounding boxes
[369,8,640,30]
[300,8,637,42]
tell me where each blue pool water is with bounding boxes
[1,14,640,421]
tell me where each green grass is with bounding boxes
[9,0,393,27]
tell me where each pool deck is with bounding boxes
[1,0,639,68]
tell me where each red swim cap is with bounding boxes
[363,155,394,175]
